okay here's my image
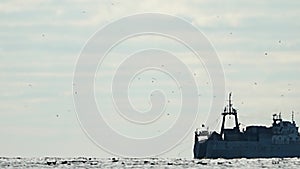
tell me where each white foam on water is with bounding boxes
[1,157,300,169]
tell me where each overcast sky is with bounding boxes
[0,0,300,158]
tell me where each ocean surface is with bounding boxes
[1,157,300,168]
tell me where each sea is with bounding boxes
[1,157,300,168]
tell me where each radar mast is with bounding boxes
[220,92,240,136]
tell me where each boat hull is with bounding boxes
[194,140,300,159]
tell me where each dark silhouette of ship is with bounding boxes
[194,93,300,159]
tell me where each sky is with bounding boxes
[0,0,300,158]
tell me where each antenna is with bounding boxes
[292,111,294,122]
[279,112,282,120]
[229,92,232,113]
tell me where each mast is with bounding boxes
[292,111,295,125]
[220,92,240,136]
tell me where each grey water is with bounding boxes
[1,157,300,168]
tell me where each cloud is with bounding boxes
[1,0,300,158]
